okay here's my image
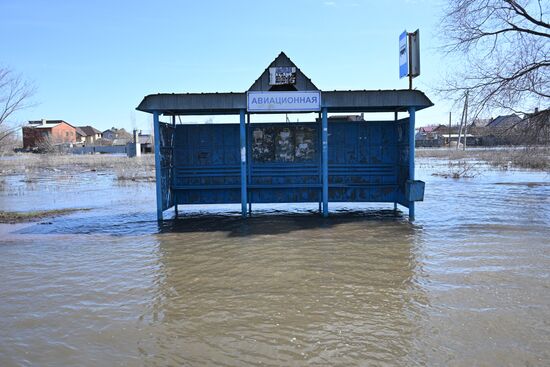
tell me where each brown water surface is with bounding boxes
[0,157,549,366]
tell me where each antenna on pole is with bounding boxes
[448,111,451,148]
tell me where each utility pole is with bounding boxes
[462,91,469,151]
[456,91,468,150]
[448,111,451,148]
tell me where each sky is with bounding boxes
[1,0,454,132]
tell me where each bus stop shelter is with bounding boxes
[137,52,433,221]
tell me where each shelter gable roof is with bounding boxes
[248,52,319,92]
[136,52,433,115]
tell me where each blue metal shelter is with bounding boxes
[137,52,433,221]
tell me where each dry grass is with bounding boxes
[0,208,90,223]
[417,147,550,171]
[0,153,155,179]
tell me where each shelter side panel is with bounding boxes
[328,121,399,202]
[173,124,241,204]
[395,118,410,207]
[159,122,175,210]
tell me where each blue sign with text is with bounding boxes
[399,31,408,78]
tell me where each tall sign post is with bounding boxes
[399,29,420,89]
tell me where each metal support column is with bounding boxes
[171,115,178,218]
[318,112,322,213]
[393,111,398,213]
[408,106,416,221]
[239,109,248,218]
[322,107,329,217]
[246,113,252,216]
[153,111,163,221]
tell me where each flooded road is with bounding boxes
[1,158,549,366]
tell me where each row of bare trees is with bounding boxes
[1,1,548,153]
[439,0,549,145]
[0,67,34,152]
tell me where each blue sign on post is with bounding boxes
[399,31,408,79]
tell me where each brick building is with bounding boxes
[22,119,77,149]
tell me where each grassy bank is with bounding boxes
[0,208,90,223]
[0,153,155,180]
[416,147,550,171]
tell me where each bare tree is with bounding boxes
[0,67,35,148]
[439,0,549,118]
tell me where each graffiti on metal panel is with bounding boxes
[276,128,294,162]
[294,127,315,161]
[252,127,275,162]
[252,126,316,163]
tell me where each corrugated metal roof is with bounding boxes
[136,52,433,115]
[136,90,433,115]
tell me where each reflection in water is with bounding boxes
[140,216,426,366]
[0,159,549,366]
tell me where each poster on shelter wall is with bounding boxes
[275,128,294,162]
[269,67,296,85]
[252,126,317,163]
[294,127,316,161]
[252,127,275,162]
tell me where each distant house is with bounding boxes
[137,131,153,153]
[75,127,86,143]
[22,119,76,149]
[76,125,102,145]
[515,109,550,145]
[470,118,492,128]
[417,126,436,134]
[415,125,446,147]
[486,114,522,129]
[102,127,132,140]
[102,127,133,146]
[473,114,526,145]
[442,133,479,147]
[417,125,445,137]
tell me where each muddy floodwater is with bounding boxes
[1,157,549,366]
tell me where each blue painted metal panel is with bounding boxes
[399,31,409,78]
[408,107,416,220]
[170,119,415,208]
[239,109,247,217]
[322,107,328,217]
[406,180,425,201]
[328,121,398,203]
[159,122,175,212]
[396,117,410,208]
[173,124,241,205]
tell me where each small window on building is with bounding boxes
[66,132,69,137]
